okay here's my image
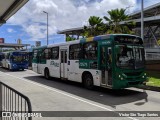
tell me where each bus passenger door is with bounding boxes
[60,50,68,79]
[100,46,112,87]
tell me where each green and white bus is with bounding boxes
[32,34,147,89]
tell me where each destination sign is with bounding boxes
[12,52,28,55]
[115,36,143,44]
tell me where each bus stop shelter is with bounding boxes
[0,43,30,50]
[0,0,29,26]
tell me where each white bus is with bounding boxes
[32,34,147,89]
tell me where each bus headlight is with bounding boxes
[118,75,124,80]
[12,64,17,67]
[142,73,147,78]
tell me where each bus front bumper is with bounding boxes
[11,64,28,70]
[113,79,147,89]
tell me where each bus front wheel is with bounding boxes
[83,73,94,89]
[44,68,50,80]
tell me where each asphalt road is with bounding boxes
[0,67,160,120]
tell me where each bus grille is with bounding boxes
[128,81,141,85]
[125,72,142,76]
[17,64,25,65]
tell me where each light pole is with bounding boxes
[43,11,49,45]
[141,0,144,40]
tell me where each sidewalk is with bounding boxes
[138,85,160,92]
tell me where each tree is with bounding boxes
[83,16,105,37]
[104,8,135,34]
[66,34,76,42]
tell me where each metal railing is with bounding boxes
[0,81,32,120]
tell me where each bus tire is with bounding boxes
[44,68,50,80]
[83,73,94,89]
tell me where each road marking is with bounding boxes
[0,71,138,120]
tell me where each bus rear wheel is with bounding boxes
[44,68,50,80]
[84,73,94,89]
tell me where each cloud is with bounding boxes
[7,28,16,33]
[7,0,137,41]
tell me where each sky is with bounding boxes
[0,0,160,47]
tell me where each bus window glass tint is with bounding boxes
[84,42,97,60]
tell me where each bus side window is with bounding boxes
[6,53,9,59]
[43,48,51,59]
[108,48,112,64]
[48,48,51,59]
[51,47,59,59]
[61,51,64,63]
[37,52,41,63]
[45,49,49,59]
[10,55,13,59]
[1,54,4,59]
[40,50,45,62]
[83,42,97,60]
[69,44,81,60]
[33,50,38,59]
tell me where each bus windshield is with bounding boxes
[11,53,28,62]
[116,45,145,69]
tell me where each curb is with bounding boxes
[137,85,160,92]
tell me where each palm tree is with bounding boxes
[104,8,135,34]
[84,16,105,37]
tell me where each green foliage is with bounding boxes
[83,16,105,37]
[66,35,76,42]
[104,8,135,34]
[146,71,160,87]
[83,8,135,37]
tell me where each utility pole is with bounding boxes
[43,11,49,45]
[141,0,144,40]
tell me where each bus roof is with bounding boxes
[49,34,141,47]
[48,40,79,48]
[32,45,47,50]
[36,34,142,49]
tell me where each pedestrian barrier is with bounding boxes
[0,81,32,120]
